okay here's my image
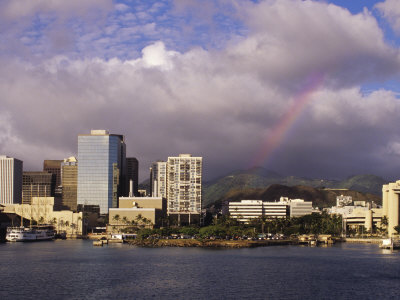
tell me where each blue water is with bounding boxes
[0,241,399,299]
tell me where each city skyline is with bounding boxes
[1,0,400,181]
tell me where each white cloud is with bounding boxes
[0,0,113,20]
[1,0,400,180]
[375,0,400,34]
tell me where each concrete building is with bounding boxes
[336,195,353,207]
[149,161,167,198]
[229,198,312,223]
[0,155,23,204]
[382,181,400,236]
[2,197,83,236]
[327,199,382,233]
[126,157,139,196]
[22,171,53,204]
[77,130,126,214]
[61,157,78,211]
[287,199,313,217]
[167,154,202,223]
[109,196,167,230]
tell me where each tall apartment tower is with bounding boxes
[150,161,167,198]
[22,171,53,204]
[126,157,139,196]
[77,130,126,214]
[61,157,78,211]
[167,154,202,223]
[0,155,23,204]
[43,159,63,197]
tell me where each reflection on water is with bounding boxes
[0,241,399,299]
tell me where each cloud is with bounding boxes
[0,0,113,20]
[375,0,400,34]
[1,0,400,181]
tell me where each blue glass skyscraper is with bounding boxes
[77,130,126,214]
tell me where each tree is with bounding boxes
[394,225,400,235]
[38,216,45,225]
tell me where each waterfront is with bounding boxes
[0,241,399,299]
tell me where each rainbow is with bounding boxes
[251,73,325,168]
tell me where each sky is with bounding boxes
[1,0,400,182]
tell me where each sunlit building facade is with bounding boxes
[167,154,202,219]
[77,130,126,214]
[0,155,23,204]
[149,161,167,198]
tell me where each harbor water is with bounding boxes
[0,240,399,299]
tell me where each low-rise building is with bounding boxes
[229,198,312,222]
[327,198,382,232]
[108,196,167,231]
[2,197,83,237]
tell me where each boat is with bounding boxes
[6,226,55,242]
[379,238,400,250]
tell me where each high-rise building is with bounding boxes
[22,171,53,204]
[43,160,63,192]
[150,161,167,198]
[126,157,139,196]
[77,130,126,214]
[167,154,202,221]
[0,155,23,204]
[61,157,78,211]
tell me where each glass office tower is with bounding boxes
[77,130,126,214]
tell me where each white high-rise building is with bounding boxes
[150,161,167,198]
[0,155,23,204]
[167,154,202,217]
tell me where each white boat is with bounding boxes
[379,238,400,250]
[6,226,55,242]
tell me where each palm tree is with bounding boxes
[112,214,121,232]
[135,214,143,226]
[65,221,70,234]
[59,220,65,232]
[70,223,76,236]
[77,216,82,235]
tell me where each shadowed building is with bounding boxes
[43,160,63,196]
[61,157,78,211]
[0,155,23,204]
[126,157,139,196]
[77,130,126,214]
[22,172,53,204]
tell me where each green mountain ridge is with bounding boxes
[139,167,387,208]
[209,184,381,209]
[202,168,386,207]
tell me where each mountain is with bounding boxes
[336,174,387,195]
[202,168,386,207]
[209,184,381,209]
[139,167,387,208]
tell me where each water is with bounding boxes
[0,241,399,299]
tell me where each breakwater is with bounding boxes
[126,238,294,248]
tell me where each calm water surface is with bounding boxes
[0,240,399,299]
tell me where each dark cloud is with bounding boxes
[0,0,400,182]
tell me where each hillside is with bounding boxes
[209,184,381,209]
[139,167,386,208]
[202,168,386,207]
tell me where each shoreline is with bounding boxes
[125,238,297,248]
